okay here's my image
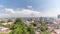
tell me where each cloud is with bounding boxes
[27,6,32,9]
[4,8,41,17]
[0,5,60,18]
[5,8,15,14]
[42,8,60,17]
[4,8,60,17]
[0,5,42,18]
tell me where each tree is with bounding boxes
[9,22,35,34]
[38,23,51,34]
[27,26,35,34]
[15,18,22,23]
[41,30,51,34]
[39,25,46,31]
[31,22,37,27]
[9,18,35,34]
[0,20,5,23]
[9,24,23,34]
[8,19,13,22]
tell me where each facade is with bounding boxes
[58,15,60,19]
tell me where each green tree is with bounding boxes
[39,25,46,31]
[31,22,37,27]
[38,23,51,34]
[0,20,5,23]
[8,19,13,22]
[27,26,35,34]
[9,18,35,34]
[15,18,22,23]
[9,24,23,34]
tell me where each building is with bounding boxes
[58,15,60,19]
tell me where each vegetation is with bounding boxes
[8,18,51,34]
[14,18,22,23]
[8,19,13,22]
[31,22,37,27]
[9,18,35,34]
[0,32,5,34]
[0,20,5,23]
[40,30,51,34]
[38,23,51,34]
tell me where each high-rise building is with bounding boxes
[58,15,60,18]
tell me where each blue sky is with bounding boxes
[0,0,60,11]
[0,0,60,18]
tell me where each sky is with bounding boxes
[0,0,60,18]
